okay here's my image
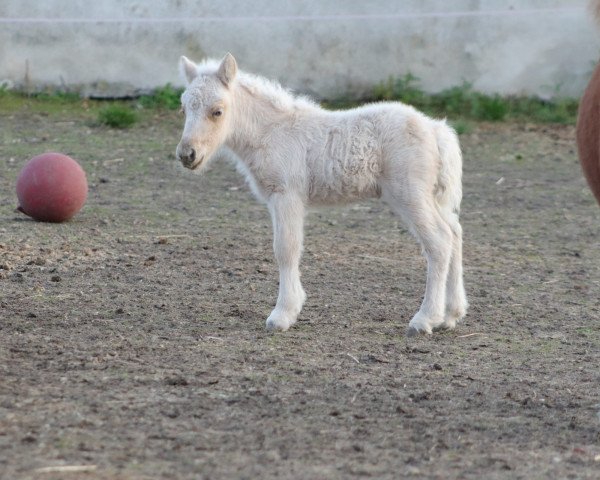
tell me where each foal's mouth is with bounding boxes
[187,156,204,170]
[180,153,204,170]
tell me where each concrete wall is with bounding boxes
[0,0,598,99]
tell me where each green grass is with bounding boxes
[31,90,82,104]
[576,327,599,338]
[325,74,578,126]
[0,90,91,116]
[0,78,580,129]
[97,104,138,128]
[373,73,427,108]
[450,119,473,136]
[138,83,183,110]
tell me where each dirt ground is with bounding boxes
[1,100,599,480]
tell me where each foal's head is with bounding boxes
[176,53,238,171]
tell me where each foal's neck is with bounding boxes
[227,82,282,156]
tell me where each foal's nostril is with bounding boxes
[178,145,198,167]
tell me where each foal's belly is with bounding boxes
[307,117,383,204]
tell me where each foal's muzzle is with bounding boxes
[177,144,201,169]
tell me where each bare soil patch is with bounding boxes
[1,104,599,479]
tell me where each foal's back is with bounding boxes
[302,102,441,205]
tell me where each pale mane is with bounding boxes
[195,58,318,112]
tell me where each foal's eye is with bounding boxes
[179,106,185,115]
[212,109,223,118]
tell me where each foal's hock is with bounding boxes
[176,53,468,335]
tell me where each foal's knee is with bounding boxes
[445,213,463,242]
[423,222,453,263]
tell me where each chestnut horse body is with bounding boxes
[576,1,600,204]
[577,63,600,204]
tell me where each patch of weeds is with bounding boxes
[576,327,597,338]
[327,74,578,125]
[535,338,562,354]
[450,119,473,135]
[320,95,360,111]
[508,96,578,124]
[97,104,138,128]
[54,436,76,450]
[472,94,508,121]
[0,89,90,116]
[429,83,473,116]
[268,373,293,383]
[372,77,395,101]
[139,84,183,110]
[373,73,428,106]
[33,90,81,104]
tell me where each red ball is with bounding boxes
[16,153,88,223]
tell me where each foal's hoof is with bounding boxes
[265,309,296,331]
[439,306,467,331]
[407,312,437,336]
[406,326,432,337]
[406,326,419,337]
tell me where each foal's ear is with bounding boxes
[179,56,198,84]
[217,53,238,87]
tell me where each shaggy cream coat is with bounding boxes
[176,54,467,335]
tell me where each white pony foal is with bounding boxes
[176,53,467,335]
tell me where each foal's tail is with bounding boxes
[434,121,463,217]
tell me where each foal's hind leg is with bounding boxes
[386,193,453,335]
[265,193,306,331]
[441,212,468,329]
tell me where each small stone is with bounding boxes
[10,272,24,283]
[165,376,189,386]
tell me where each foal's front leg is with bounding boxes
[265,193,306,331]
